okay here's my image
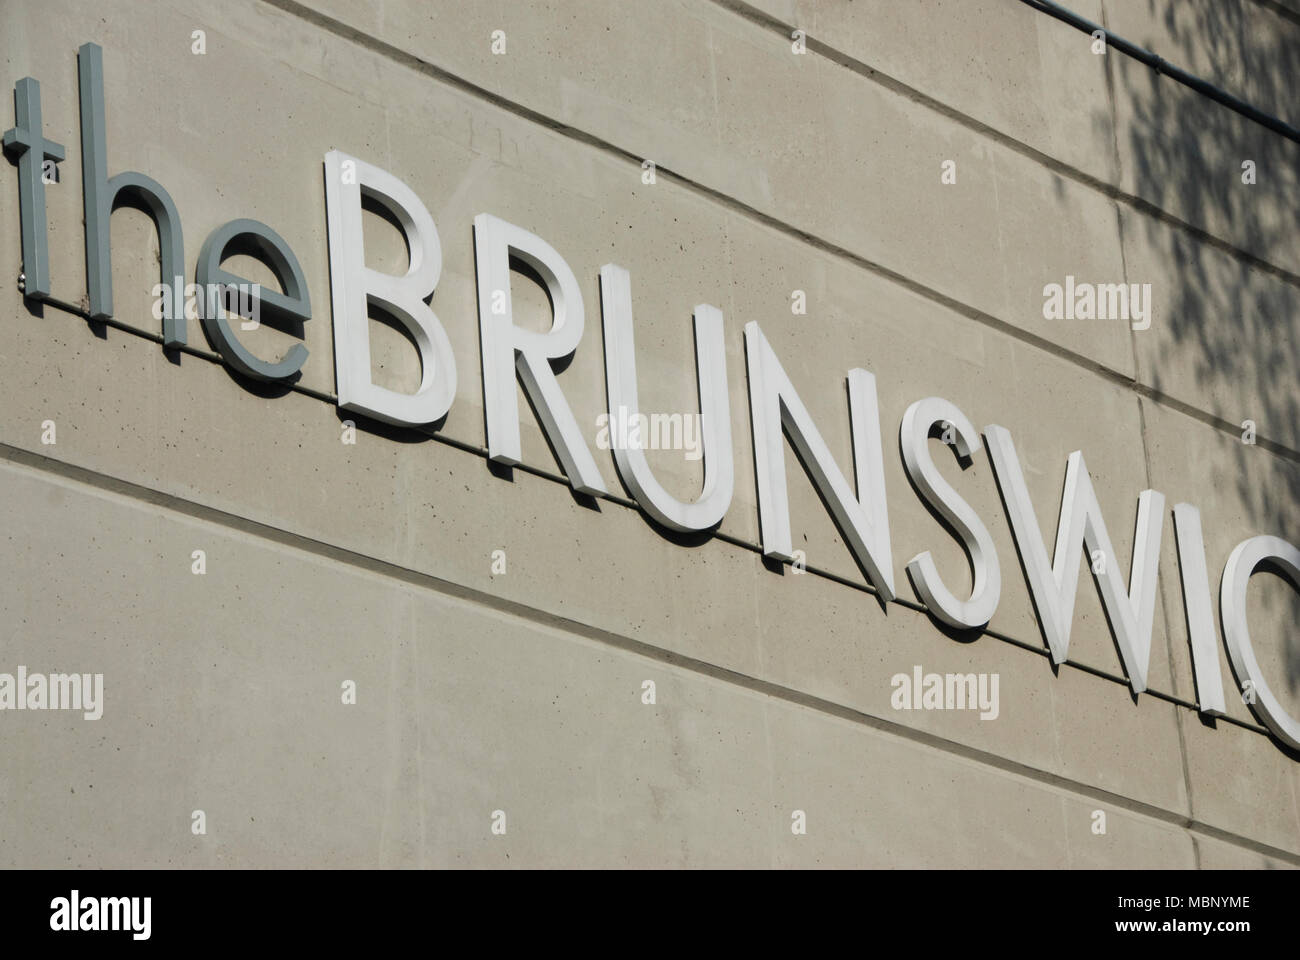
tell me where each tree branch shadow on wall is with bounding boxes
[1107,0,1300,702]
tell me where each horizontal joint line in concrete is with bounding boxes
[707,0,1300,290]
[1,439,1293,864]
[5,418,1294,858]
[250,0,1300,465]
[25,292,1283,736]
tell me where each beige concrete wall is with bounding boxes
[0,0,1296,866]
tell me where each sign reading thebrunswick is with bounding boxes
[6,44,1300,757]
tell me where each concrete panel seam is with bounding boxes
[241,0,1300,461]
[11,296,1292,726]
[3,440,1293,863]
[706,0,1300,289]
[0,425,1280,743]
